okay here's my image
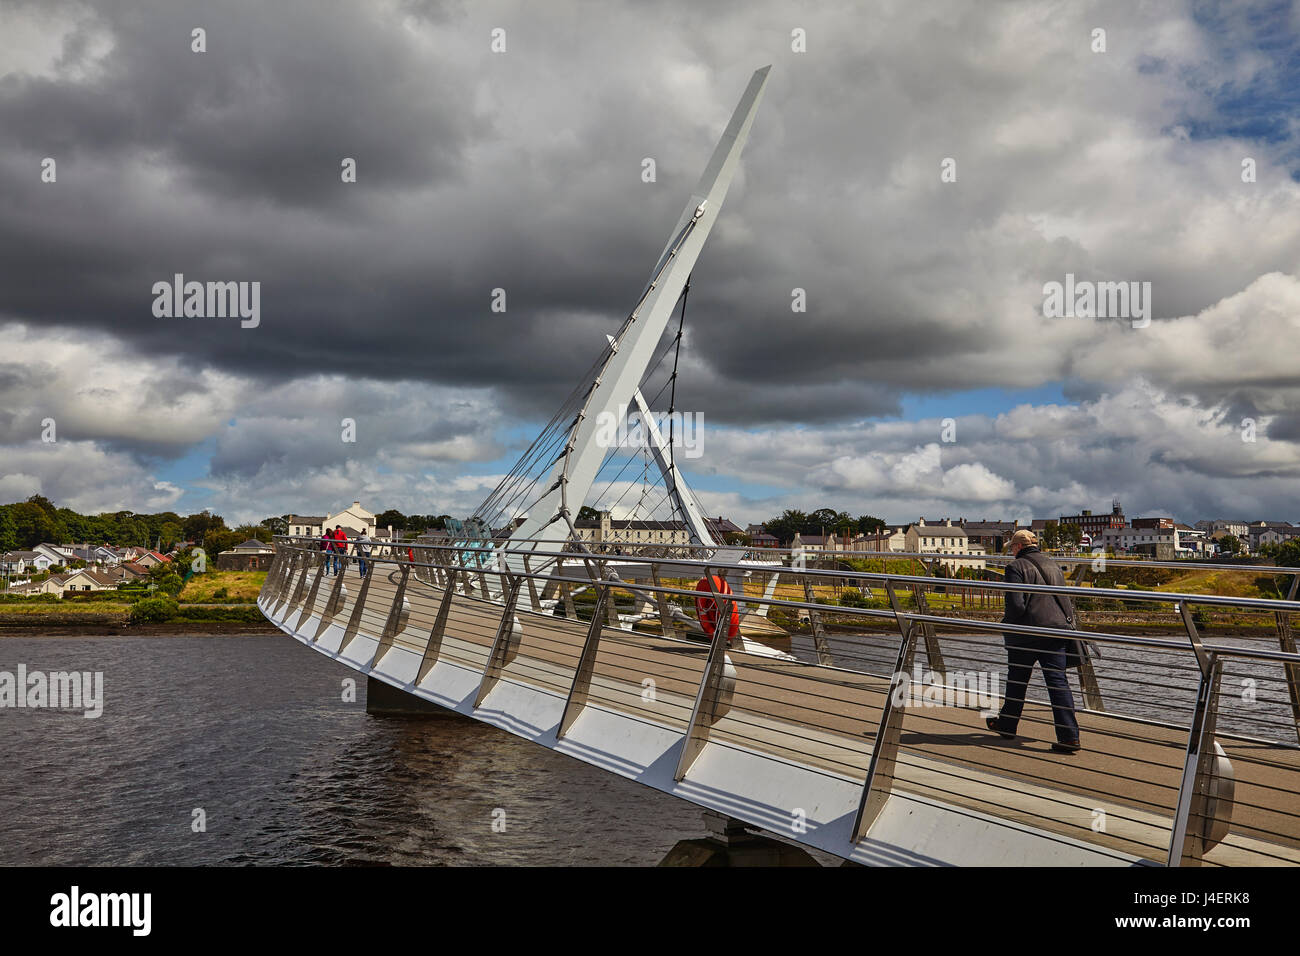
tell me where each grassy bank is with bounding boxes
[0,570,272,632]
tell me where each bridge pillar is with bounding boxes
[659,812,820,867]
[365,676,462,718]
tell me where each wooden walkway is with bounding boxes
[280,563,1300,866]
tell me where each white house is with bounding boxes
[57,568,118,595]
[904,519,984,571]
[289,501,378,539]
[1,550,53,574]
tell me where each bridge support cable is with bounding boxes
[852,581,919,842]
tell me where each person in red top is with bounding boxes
[331,525,347,576]
[695,574,740,646]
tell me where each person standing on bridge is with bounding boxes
[986,530,1081,753]
[355,530,372,578]
[321,528,335,575]
[331,525,347,576]
[695,574,739,647]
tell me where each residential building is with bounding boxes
[1,551,53,574]
[289,501,379,539]
[960,520,1019,554]
[857,528,907,554]
[1060,499,1126,538]
[574,511,691,548]
[903,519,983,571]
[217,539,276,571]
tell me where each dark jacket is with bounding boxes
[1003,546,1074,634]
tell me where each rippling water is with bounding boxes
[0,635,716,866]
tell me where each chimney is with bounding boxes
[353,501,360,508]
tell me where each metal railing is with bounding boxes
[261,534,1300,866]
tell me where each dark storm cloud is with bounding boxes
[4,0,1300,524]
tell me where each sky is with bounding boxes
[2,0,1299,529]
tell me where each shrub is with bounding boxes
[839,587,869,608]
[129,596,179,624]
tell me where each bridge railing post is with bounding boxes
[1167,650,1224,867]
[1275,572,1300,745]
[417,570,459,685]
[521,554,541,612]
[474,575,523,708]
[312,562,350,642]
[909,583,946,679]
[370,564,411,668]
[852,580,918,841]
[674,567,734,781]
[800,574,834,666]
[296,552,329,619]
[650,564,676,639]
[558,584,611,739]
[337,561,377,654]
[270,549,299,614]
[284,551,313,611]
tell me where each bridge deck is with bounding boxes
[272,563,1300,866]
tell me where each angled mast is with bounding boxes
[502,66,771,555]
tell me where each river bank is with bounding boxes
[0,620,280,636]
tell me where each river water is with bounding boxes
[0,634,713,866]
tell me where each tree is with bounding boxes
[1060,523,1082,549]
[10,500,67,548]
[159,522,184,550]
[577,506,602,521]
[260,515,289,537]
[232,524,270,544]
[763,510,808,546]
[0,507,16,553]
[1276,539,1300,568]
[856,514,887,535]
[183,511,226,547]
[1219,534,1241,556]
[375,509,407,530]
[1040,521,1060,551]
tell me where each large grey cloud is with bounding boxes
[2,0,1299,525]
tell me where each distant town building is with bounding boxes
[217,538,276,571]
[903,519,983,571]
[574,511,691,548]
[288,501,378,539]
[1060,499,1126,538]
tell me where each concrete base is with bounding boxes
[659,812,821,867]
[366,676,469,718]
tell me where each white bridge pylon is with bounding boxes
[504,66,771,557]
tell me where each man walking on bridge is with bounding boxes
[986,530,1081,753]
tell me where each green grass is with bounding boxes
[179,571,267,603]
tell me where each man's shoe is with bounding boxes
[985,715,1015,740]
[1051,740,1082,754]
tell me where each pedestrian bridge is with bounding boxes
[258,538,1300,866]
